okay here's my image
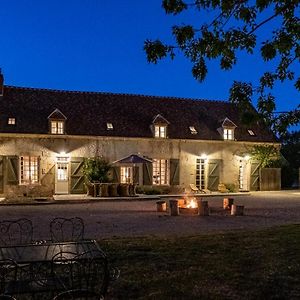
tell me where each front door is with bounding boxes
[55,157,69,194]
[239,160,248,191]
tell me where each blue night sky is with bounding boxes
[0,1,299,119]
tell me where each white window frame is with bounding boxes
[223,128,234,140]
[8,118,16,125]
[120,166,133,184]
[152,159,169,185]
[51,120,64,134]
[189,126,197,135]
[196,158,206,189]
[20,156,39,185]
[107,123,113,130]
[154,125,167,138]
[56,157,69,181]
[248,129,255,136]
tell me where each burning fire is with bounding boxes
[186,198,198,209]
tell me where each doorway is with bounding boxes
[55,157,69,194]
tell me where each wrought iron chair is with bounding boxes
[0,258,34,296]
[0,218,33,246]
[52,289,104,300]
[51,250,109,299]
[50,217,85,242]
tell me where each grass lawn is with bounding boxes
[102,225,300,299]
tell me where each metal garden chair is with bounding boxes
[51,250,109,299]
[0,218,33,246]
[50,217,85,242]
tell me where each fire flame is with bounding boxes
[186,198,198,209]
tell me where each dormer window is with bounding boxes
[224,128,234,140]
[248,129,255,136]
[48,109,67,135]
[152,114,169,139]
[154,125,166,138]
[8,118,15,125]
[221,117,237,141]
[189,126,197,135]
[51,120,64,134]
[107,123,113,130]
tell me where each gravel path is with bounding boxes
[0,191,300,239]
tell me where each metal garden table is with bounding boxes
[0,240,109,299]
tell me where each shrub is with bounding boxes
[225,183,237,193]
[83,157,111,183]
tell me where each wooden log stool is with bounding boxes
[231,204,244,216]
[197,200,209,216]
[169,199,179,216]
[156,200,167,212]
[223,198,234,210]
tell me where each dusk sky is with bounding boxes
[0,1,299,121]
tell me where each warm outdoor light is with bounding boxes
[244,155,250,160]
[59,151,66,156]
[200,153,208,159]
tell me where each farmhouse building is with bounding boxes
[0,72,278,197]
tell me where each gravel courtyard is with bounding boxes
[0,190,300,240]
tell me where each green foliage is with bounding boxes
[135,186,171,195]
[144,0,300,137]
[249,145,279,168]
[224,183,237,192]
[280,131,300,187]
[83,157,111,183]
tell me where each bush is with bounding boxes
[135,186,162,195]
[83,157,111,183]
[225,183,237,193]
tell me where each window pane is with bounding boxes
[152,159,169,185]
[20,156,39,184]
[120,167,133,184]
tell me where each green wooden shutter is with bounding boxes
[0,156,4,193]
[6,156,19,185]
[70,157,85,194]
[170,159,180,185]
[143,162,153,185]
[111,166,120,183]
[133,166,139,184]
[250,162,260,191]
[207,159,221,191]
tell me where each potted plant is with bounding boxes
[83,157,111,196]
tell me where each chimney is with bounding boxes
[0,68,3,96]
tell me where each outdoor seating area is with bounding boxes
[0,218,119,299]
[85,182,137,198]
[157,197,245,216]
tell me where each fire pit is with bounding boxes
[178,197,199,215]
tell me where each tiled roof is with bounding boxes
[0,86,276,142]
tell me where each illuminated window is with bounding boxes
[120,166,133,184]
[152,159,169,185]
[8,118,15,125]
[154,125,166,138]
[107,123,113,130]
[248,129,255,136]
[51,121,64,134]
[224,128,234,140]
[57,157,68,181]
[189,126,197,135]
[196,158,206,189]
[20,156,39,184]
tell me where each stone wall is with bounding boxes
[0,134,278,197]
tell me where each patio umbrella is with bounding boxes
[113,154,152,164]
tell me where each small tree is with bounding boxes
[83,157,111,183]
[248,145,279,168]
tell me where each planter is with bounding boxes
[108,183,119,197]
